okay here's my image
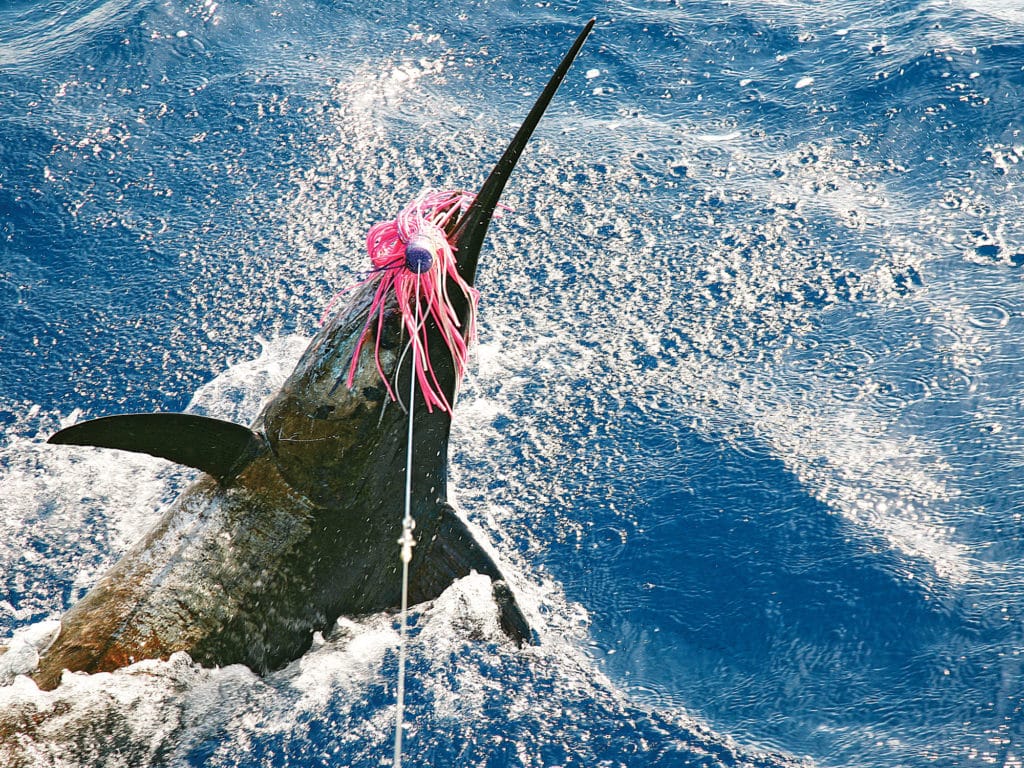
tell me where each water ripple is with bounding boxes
[966,302,1011,330]
[0,0,143,71]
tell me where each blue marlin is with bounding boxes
[30,20,594,691]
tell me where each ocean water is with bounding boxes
[1,0,1023,766]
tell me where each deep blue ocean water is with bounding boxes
[2,0,1024,766]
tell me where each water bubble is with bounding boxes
[932,368,974,398]
[927,324,962,353]
[965,303,1009,330]
[870,375,931,410]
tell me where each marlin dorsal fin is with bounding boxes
[48,413,265,481]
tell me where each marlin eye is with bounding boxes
[405,234,435,274]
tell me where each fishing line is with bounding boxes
[393,270,421,768]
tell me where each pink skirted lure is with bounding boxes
[341,189,482,414]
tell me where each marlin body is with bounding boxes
[32,280,521,691]
[25,21,594,691]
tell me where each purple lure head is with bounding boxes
[405,233,436,274]
[342,189,480,414]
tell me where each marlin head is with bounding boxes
[285,17,596,422]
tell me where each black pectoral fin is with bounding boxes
[47,413,265,481]
[411,503,535,647]
[490,579,532,648]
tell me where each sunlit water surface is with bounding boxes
[2,0,1024,766]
